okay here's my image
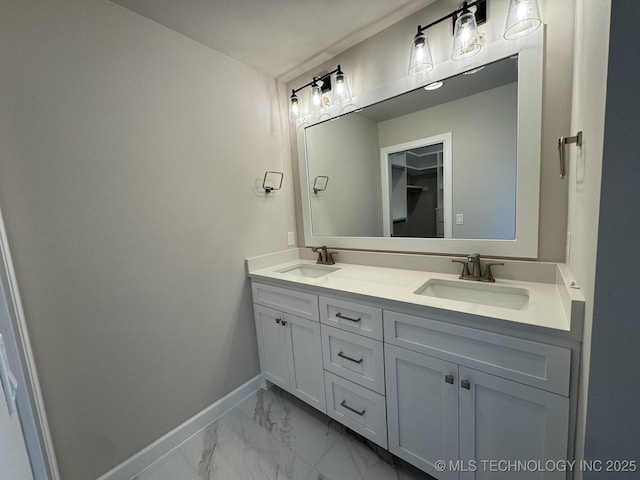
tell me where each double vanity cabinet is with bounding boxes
[248,254,583,480]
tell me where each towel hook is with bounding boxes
[558,131,583,179]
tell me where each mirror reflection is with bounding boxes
[305,55,518,240]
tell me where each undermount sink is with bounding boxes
[414,278,529,310]
[277,264,340,279]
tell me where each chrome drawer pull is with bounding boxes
[445,374,454,384]
[336,312,361,323]
[337,351,364,364]
[461,379,471,390]
[340,400,365,416]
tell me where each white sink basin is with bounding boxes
[277,264,340,279]
[414,279,529,310]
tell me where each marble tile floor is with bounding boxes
[131,385,435,480]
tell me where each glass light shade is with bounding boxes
[332,71,352,105]
[289,93,301,120]
[408,33,434,76]
[504,0,542,40]
[451,11,481,61]
[309,82,324,113]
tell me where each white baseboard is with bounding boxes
[96,374,262,480]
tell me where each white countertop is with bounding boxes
[247,254,580,335]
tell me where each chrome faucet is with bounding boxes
[452,254,503,283]
[311,246,338,265]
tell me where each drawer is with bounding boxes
[324,371,387,448]
[251,282,319,322]
[321,325,385,394]
[319,296,382,340]
[384,311,571,396]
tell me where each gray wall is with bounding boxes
[584,0,640,471]
[0,0,295,478]
[287,0,574,261]
[306,114,382,236]
[378,83,517,240]
[564,0,611,470]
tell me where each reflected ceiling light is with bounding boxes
[463,66,486,75]
[424,81,444,90]
[288,65,353,120]
[504,0,542,40]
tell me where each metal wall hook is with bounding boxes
[558,131,583,179]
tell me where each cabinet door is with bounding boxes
[286,314,326,413]
[459,367,569,480]
[254,305,290,390]
[385,344,459,480]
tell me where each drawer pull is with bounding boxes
[461,379,471,390]
[281,320,288,326]
[275,318,281,324]
[340,400,365,416]
[336,312,361,323]
[337,351,364,364]
[445,374,454,384]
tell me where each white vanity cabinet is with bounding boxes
[384,311,571,480]
[319,296,387,448]
[249,270,578,480]
[252,283,326,413]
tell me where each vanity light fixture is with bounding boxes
[408,0,542,76]
[289,65,353,120]
[408,0,487,76]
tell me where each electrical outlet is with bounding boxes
[287,232,295,246]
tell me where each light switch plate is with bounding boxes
[456,214,464,225]
[287,232,295,246]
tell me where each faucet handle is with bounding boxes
[452,259,471,278]
[326,251,338,265]
[482,263,504,282]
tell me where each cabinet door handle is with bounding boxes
[275,318,281,324]
[445,374,454,384]
[340,400,365,416]
[337,351,364,364]
[281,320,288,326]
[336,312,361,323]
[461,379,471,390]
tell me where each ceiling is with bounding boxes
[109,0,436,81]
[357,55,518,122]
